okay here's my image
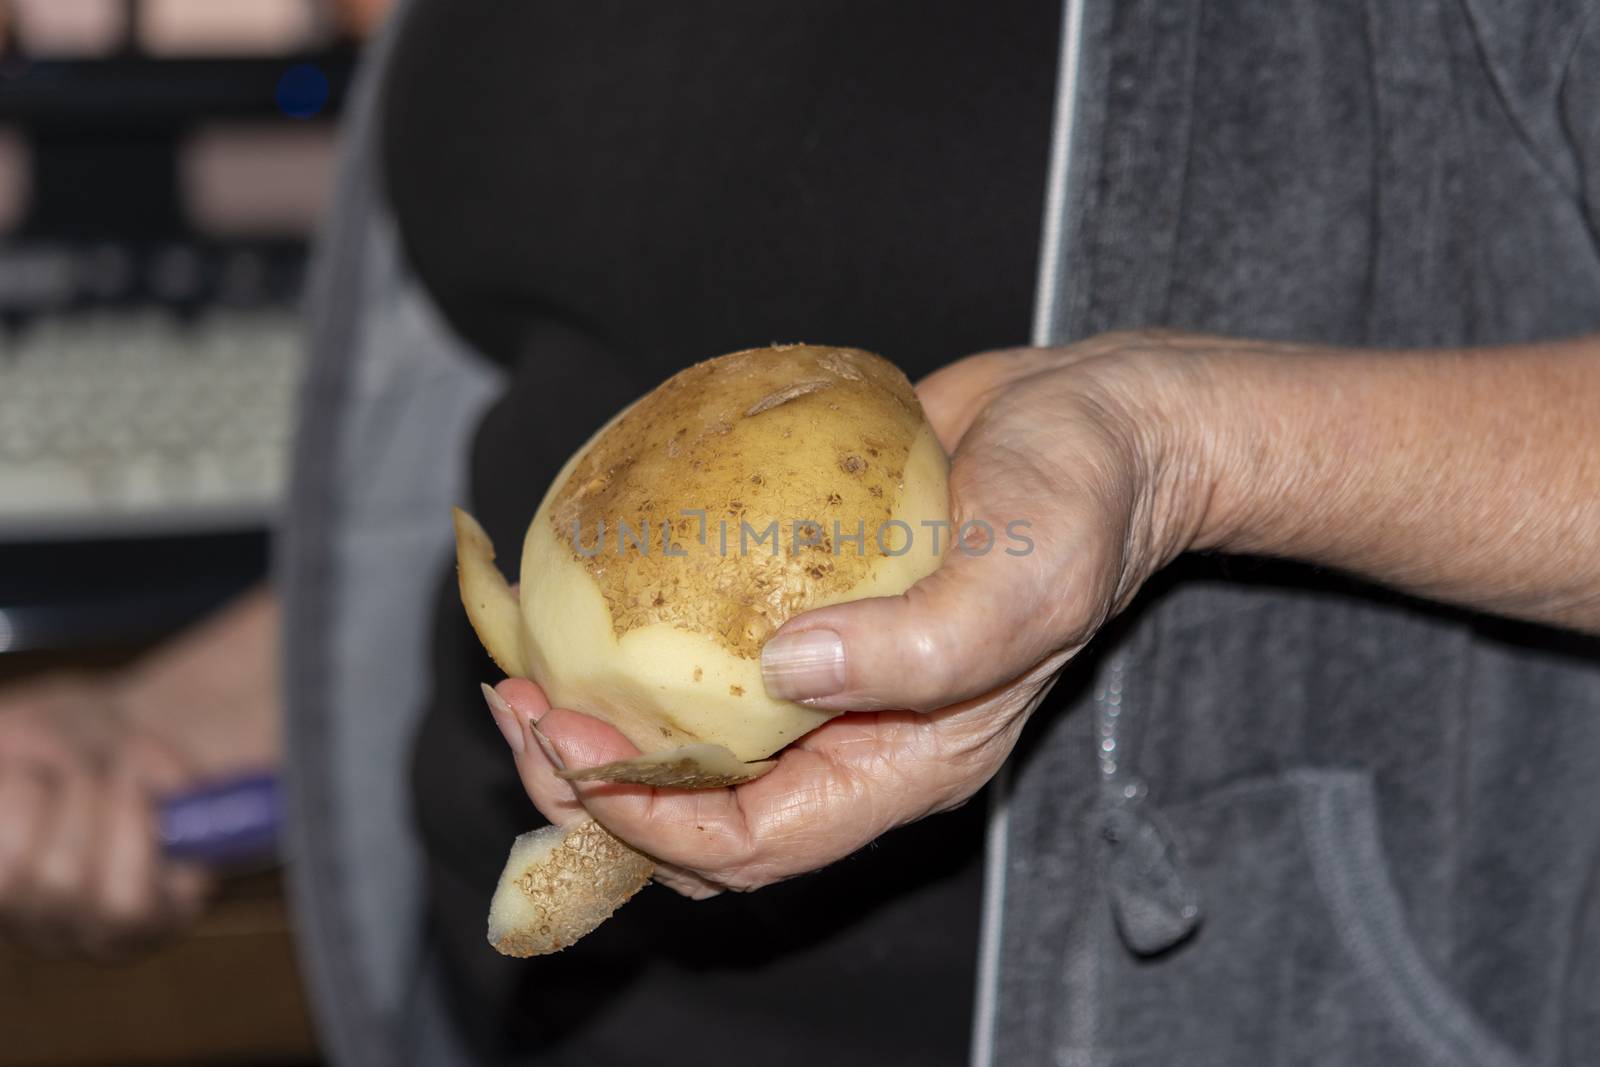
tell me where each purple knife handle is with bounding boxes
[159,773,282,865]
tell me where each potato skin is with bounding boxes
[486,818,654,957]
[548,344,936,658]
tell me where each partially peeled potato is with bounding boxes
[455,344,950,955]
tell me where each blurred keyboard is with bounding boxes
[0,242,306,541]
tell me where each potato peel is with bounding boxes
[558,743,778,788]
[452,506,527,678]
[487,817,655,957]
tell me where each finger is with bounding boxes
[533,706,903,890]
[0,762,49,898]
[0,766,63,953]
[25,763,101,951]
[517,701,637,828]
[482,678,546,759]
[114,736,213,920]
[759,431,1097,712]
[708,686,1055,885]
[499,700,732,897]
[85,759,163,956]
[485,679,585,824]
[91,729,210,953]
[531,707,762,875]
[531,697,1042,894]
[0,762,71,956]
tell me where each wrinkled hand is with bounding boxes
[0,674,212,958]
[501,332,1217,897]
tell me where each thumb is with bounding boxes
[759,454,1090,712]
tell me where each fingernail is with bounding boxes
[761,629,847,700]
[481,683,525,756]
[527,720,567,771]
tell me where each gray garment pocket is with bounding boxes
[1095,769,1527,1067]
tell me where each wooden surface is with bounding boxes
[0,870,321,1067]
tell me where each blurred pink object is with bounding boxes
[139,0,321,56]
[181,122,337,237]
[12,0,127,57]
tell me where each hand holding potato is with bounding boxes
[493,335,1215,903]
[461,345,968,950]
[493,324,1600,956]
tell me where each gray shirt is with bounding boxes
[980,3,1600,1065]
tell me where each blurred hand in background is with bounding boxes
[0,587,280,959]
[0,674,210,958]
